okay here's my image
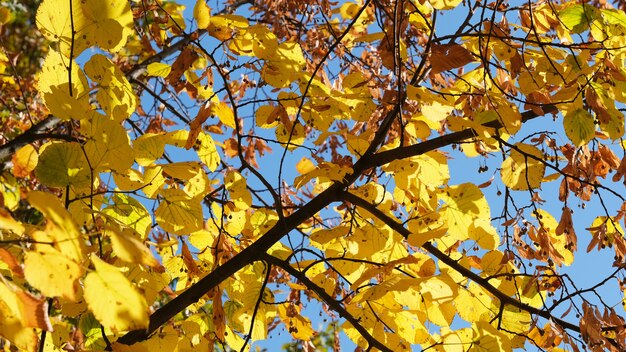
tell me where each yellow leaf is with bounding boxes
[142,165,167,198]
[161,162,210,198]
[126,265,170,306]
[24,250,83,301]
[296,157,316,174]
[193,1,211,28]
[255,105,280,128]
[12,144,38,177]
[472,321,512,350]
[0,285,40,352]
[439,183,490,242]
[81,114,134,172]
[564,109,595,146]
[468,218,499,250]
[37,50,91,121]
[261,41,306,88]
[164,129,190,148]
[208,14,248,41]
[225,170,252,209]
[106,224,159,268]
[421,101,453,127]
[27,191,87,263]
[276,122,305,151]
[146,62,172,78]
[230,24,279,59]
[455,283,492,323]
[84,54,137,121]
[197,132,220,172]
[294,162,352,189]
[248,25,278,60]
[211,101,236,129]
[84,256,149,332]
[102,193,152,239]
[155,188,204,235]
[36,0,133,56]
[112,168,145,191]
[500,143,546,190]
[277,304,314,340]
[133,133,166,166]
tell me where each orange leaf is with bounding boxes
[16,291,52,331]
[0,248,23,278]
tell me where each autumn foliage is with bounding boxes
[3,0,626,351]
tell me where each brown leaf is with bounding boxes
[212,294,226,340]
[181,241,201,276]
[556,206,577,252]
[166,47,199,86]
[524,91,552,116]
[430,44,475,74]
[184,103,212,150]
[585,86,611,124]
[599,144,620,169]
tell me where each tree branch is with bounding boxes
[341,191,581,333]
[0,115,60,161]
[262,253,393,352]
[368,105,558,168]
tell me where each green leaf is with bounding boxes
[35,142,91,188]
[559,4,599,34]
[564,109,595,146]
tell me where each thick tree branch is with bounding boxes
[0,115,60,161]
[368,104,558,168]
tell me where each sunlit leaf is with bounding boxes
[500,143,546,190]
[84,54,137,121]
[81,114,134,172]
[439,183,490,242]
[196,132,220,172]
[36,0,133,56]
[24,250,83,301]
[27,191,87,262]
[106,224,160,268]
[559,4,599,34]
[102,193,152,239]
[11,144,38,177]
[146,62,172,78]
[37,49,91,121]
[84,256,149,332]
[155,188,204,235]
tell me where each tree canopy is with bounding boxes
[2,0,626,350]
